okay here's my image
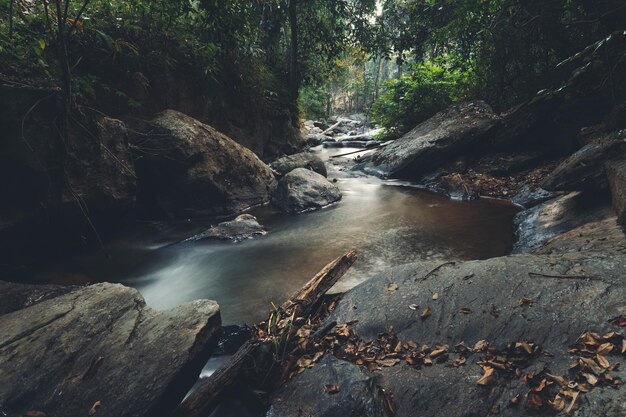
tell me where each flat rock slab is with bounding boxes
[534,216,626,255]
[0,282,220,417]
[184,214,267,243]
[270,253,626,417]
[357,101,498,179]
[513,192,614,253]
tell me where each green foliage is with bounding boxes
[298,85,329,120]
[371,60,475,132]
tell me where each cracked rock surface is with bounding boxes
[0,281,220,417]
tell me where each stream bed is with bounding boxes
[33,147,519,326]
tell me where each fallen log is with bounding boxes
[173,250,357,417]
[320,120,342,136]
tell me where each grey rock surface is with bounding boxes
[271,152,328,177]
[271,168,341,213]
[184,214,266,243]
[135,110,276,217]
[357,101,499,179]
[0,281,221,417]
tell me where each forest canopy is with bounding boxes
[1,0,625,131]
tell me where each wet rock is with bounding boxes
[357,101,499,179]
[534,217,626,255]
[513,192,614,253]
[271,168,341,214]
[304,133,331,147]
[0,281,221,417]
[542,135,626,191]
[270,152,327,177]
[270,253,626,417]
[135,110,276,218]
[511,185,559,209]
[606,159,626,228]
[213,325,253,356]
[184,214,266,243]
[322,141,344,148]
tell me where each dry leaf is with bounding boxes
[565,391,579,414]
[518,296,533,306]
[324,384,340,394]
[473,339,489,352]
[459,307,472,314]
[421,307,432,319]
[596,354,610,368]
[409,304,419,311]
[89,401,101,416]
[432,292,439,300]
[597,342,614,355]
[376,358,400,367]
[477,365,496,386]
[510,394,520,405]
[387,283,398,291]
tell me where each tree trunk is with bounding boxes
[8,0,14,42]
[288,0,299,102]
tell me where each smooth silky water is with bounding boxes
[35,146,519,326]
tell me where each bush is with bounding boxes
[298,85,329,120]
[371,60,474,133]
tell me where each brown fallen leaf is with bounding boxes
[477,365,496,386]
[565,391,579,414]
[518,296,533,306]
[387,283,398,291]
[510,394,520,405]
[421,307,432,319]
[549,394,566,412]
[432,292,439,300]
[597,342,614,355]
[452,356,467,367]
[376,358,400,367]
[89,401,101,416]
[324,384,340,394]
[596,354,610,368]
[473,339,489,352]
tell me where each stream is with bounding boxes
[34,146,519,326]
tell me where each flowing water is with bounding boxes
[35,147,518,326]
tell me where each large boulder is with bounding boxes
[542,134,626,191]
[183,214,266,243]
[0,281,220,417]
[0,110,137,258]
[270,152,328,177]
[357,101,499,179]
[606,159,626,228]
[135,110,277,217]
[269,252,626,417]
[512,192,614,253]
[271,168,341,213]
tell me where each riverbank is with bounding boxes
[1,92,624,417]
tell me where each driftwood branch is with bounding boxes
[174,250,357,417]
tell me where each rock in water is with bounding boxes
[272,168,341,213]
[270,152,328,177]
[0,282,220,417]
[184,214,266,243]
[357,101,498,179]
[542,134,626,191]
[606,159,626,228]
[135,110,276,217]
